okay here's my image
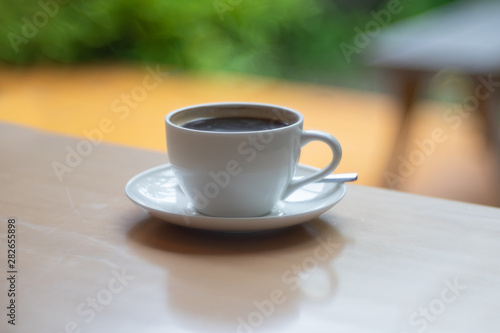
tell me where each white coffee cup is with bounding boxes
[165,102,342,217]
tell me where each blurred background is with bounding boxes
[1,0,499,206]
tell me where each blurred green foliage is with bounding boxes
[0,0,458,84]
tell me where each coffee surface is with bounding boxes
[182,117,289,132]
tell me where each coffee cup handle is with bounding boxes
[281,130,342,199]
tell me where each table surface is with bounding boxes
[1,123,500,333]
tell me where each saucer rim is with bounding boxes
[125,163,346,230]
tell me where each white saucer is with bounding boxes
[125,164,346,232]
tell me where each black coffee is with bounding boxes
[182,117,289,132]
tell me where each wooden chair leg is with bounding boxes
[383,70,421,189]
[474,76,500,206]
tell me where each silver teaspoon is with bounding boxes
[317,173,358,183]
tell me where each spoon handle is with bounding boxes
[317,173,358,183]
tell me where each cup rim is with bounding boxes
[165,102,304,134]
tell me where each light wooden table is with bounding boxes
[1,123,499,333]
